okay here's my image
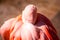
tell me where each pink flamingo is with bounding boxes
[0,4,59,40]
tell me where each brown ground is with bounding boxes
[0,0,60,40]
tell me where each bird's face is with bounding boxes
[22,4,37,24]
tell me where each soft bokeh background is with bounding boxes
[0,0,60,40]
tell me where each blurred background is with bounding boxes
[0,0,60,40]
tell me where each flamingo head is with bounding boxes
[22,4,37,24]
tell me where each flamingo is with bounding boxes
[0,4,59,40]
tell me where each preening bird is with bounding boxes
[0,4,59,40]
